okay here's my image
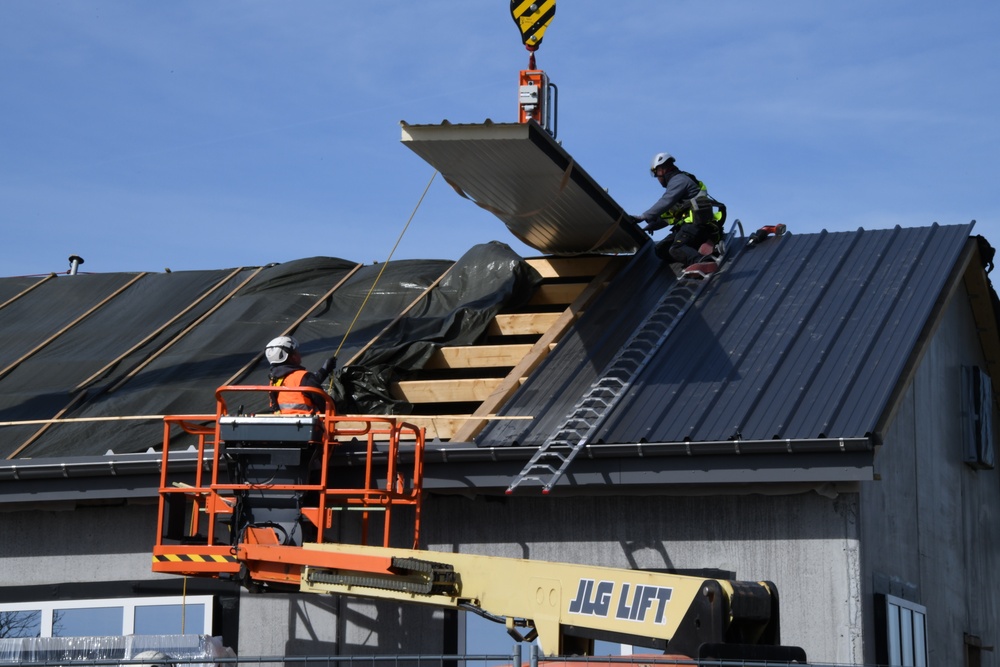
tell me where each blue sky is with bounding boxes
[3,2,999,277]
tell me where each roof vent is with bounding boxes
[68,255,85,276]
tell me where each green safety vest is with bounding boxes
[659,176,722,230]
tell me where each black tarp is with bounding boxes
[338,241,542,413]
[0,242,539,459]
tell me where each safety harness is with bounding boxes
[659,171,727,239]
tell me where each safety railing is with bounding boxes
[152,385,425,582]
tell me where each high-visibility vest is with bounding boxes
[270,370,314,414]
[658,174,724,240]
[659,174,714,225]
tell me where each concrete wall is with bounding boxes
[0,502,168,586]
[420,491,863,665]
[0,490,861,663]
[863,287,1000,666]
[236,591,448,657]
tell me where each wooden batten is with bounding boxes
[425,344,534,369]
[392,378,502,403]
[528,282,588,306]
[488,312,562,336]
[525,256,614,279]
[376,253,628,444]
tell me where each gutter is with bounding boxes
[0,436,875,506]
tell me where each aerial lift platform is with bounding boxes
[151,385,806,663]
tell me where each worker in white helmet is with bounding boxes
[264,336,337,414]
[635,152,724,266]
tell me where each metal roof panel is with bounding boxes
[400,120,647,255]
[476,223,977,449]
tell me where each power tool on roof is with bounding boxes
[747,224,787,247]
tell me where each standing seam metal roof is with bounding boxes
[476,223,976,447]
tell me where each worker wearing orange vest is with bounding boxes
[264,336,337,414]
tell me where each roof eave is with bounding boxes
[0,437,874,506]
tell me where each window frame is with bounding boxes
[875,593,928,667]
[962,365,996,469]
[0,595,214,638]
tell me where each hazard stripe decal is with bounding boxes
[511,0,556,49]
[153,553,238,563]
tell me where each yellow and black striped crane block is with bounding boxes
[511,0,556,51]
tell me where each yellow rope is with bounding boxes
[334,170,438,358]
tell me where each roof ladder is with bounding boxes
[506,275,711,494]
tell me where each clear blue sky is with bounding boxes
[3,2,999,277]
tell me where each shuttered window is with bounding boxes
[962,365,996,469]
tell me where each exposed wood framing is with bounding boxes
[392,378,502,403]
[350,253,626,442]
[424,344,535,369]
[449,255,626,442]
[525,256,614,279]
[488,312,562,336]
[528,283,587,306]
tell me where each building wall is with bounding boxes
[0,488,862,663]
[420,491,863,665]
[862,287,1000,666]
[0,502,165,585]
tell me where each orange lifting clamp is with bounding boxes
[512,0,558,136]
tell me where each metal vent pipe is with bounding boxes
[68,255,85,275]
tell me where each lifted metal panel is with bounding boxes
[401,120,647,255]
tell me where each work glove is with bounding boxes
[321,356,337,374]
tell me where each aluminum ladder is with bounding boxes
[505,221,743,495]
[505,275,710,494]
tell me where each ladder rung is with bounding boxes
[506,259,721,494]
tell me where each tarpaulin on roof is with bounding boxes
[401,120,648,256]
[0,243,538,459]
[339,241,542,413]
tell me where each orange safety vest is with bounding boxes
[269,370,315,414]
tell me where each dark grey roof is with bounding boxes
[0,222,989,498]
[477,223,978,448]
[0,245,537,460]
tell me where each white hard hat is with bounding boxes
[265,335,299,365]
[650,152,675,176]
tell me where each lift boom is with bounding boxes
[151,386,806,662]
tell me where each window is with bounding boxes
[876,594,928,667]
[0,610,40,638]
[962,365,995,469]
[965,633,984,667]
[0,596,212,638]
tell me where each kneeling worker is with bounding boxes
[264,335,337,414]
[636,152,724,266]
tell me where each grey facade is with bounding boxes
[2,223,999,665]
